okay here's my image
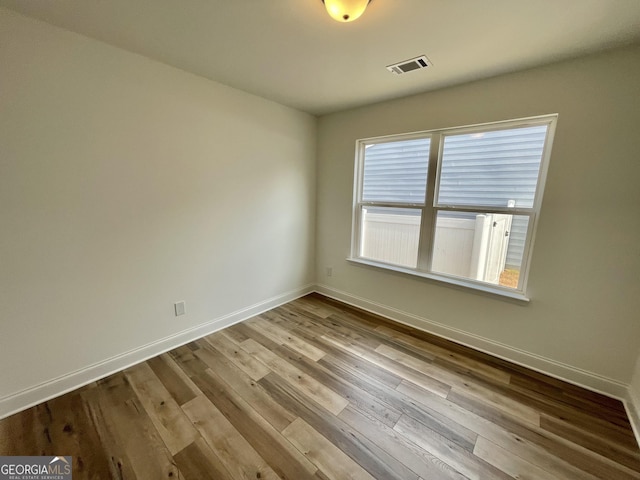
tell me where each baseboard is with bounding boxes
[626,388,640,448]
[314,284,629,400]
[0,284,314,420]
[1,281,635,427]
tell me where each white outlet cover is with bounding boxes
[174,301,186,316]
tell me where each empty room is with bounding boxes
[1,1,640,479]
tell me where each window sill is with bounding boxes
[346,257,531,303]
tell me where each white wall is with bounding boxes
[0,8,316,408]
[316,45,640,394]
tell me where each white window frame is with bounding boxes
[349,114,558,301]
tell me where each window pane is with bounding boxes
[437,125,548,208]
[431,211,530,288]
[360,207,421,268]
[362,138,430,203]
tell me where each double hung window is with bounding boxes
[350,115,557,299]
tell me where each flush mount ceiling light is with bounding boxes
[322,0,371,23]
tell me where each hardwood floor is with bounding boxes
[1,293,639,479]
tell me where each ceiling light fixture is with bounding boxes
[322,0,371,23]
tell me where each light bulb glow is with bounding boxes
[323,0,370,23]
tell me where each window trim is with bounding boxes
[349,114,558,301]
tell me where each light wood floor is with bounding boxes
[1,293,639,479]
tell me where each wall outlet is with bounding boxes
[326,266,333,277]
[174,301,186,316]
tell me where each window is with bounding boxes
[350,115,557,300]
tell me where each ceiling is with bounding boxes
[2,0,640,115]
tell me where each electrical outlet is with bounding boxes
[174,301,186,316]
[326,266,333,277]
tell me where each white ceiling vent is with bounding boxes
[386,55,432,75]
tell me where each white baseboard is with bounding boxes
[626,388,640,449]
[0,284,314,420]
[315,284,630,400]
[2,280,636,439]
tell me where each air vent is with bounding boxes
[386,55,432,75]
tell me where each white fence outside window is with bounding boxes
[361,211,513,284]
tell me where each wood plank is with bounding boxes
[270,341,402,428]
[447,388,640,480]
[287,325,405,389]
[510,374,629,423]
[182,395,280,480]
[223,323,252,343]
[240,338,349,415]
[473,436,557,480]
[273,304,384,351]
[192,343,297,431]
[294,295,341,318]
[247,316,327,361]
[203,330,271,380]
[434,354,635,447]
[329,299,539,380]
[365,309,625,436]
[394,414,512,480]
[376,343,540,425]
[168,345,208,377]
[173,438,233,480]
[283,418,376,480]
[147,353,200,406]
[259,371,420,480]
[192,367,319,480]
[540,413,640,471]
[82,373,180,480]
[317,354,479,452]
[531,397,638,448]
[322,333,451,398]
[0,407,38,455]
[45,393,112,478]
[374,342,450,379]
[0,392,112,477]
[338,405,469,480]
[375,324,511,384]
[397,380,601,480]
[124,362,199,455]
[448,385,540,426]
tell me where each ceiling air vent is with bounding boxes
[386,55,432,75]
